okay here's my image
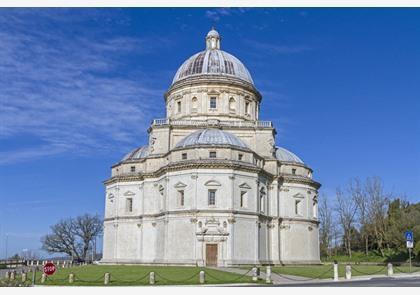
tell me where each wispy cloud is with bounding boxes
[244,39,313,54]
[0,10,167,164]
[205,8,250,22]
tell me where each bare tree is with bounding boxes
[336,187,358,257]
[349,178,370,255]
[365,177,388,257]
[41,214,102,262]
[319,194,333,258]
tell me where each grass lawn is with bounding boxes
[271,264,420,279]
[22,265,260,286]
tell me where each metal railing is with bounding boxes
[152,118,272,128]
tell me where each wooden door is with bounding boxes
[206,244,218,266]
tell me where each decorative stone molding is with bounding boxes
[227,217,236,224]
[204,180,221,187]
[279,224,291,230]
[308,226,313,231]
[136,223,142,228]
[190,217,198,223]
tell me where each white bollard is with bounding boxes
[22,272,27,283]
[387,263,393,276]
[10,271,16,281]
[252,267,258,282]
[69,273,74,283]
[5,271,10,280]
[345,265,351,280]
[266,265,272,283]
[199,270,205,284]
[41,273,47,283]
[104,273,110,285]
[36,261,39,266]
[333,263,339,281]
[149,272,155,285]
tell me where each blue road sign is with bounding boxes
[405,231,414,242]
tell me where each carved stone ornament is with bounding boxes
[137,223,142,228]
[151,222,157,227]
[308,226,313,231]
[227,217,236,224]
[190,217,198,223]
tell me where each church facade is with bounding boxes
[101,29,321,266]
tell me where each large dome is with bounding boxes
[175,129,249,150]
[172,29,254,86]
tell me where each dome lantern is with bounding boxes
[206,27,221,50]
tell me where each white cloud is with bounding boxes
[0,10,167,164]
[244,39,313,54]
[205,8,250,22]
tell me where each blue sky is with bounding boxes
[0,8,419,258]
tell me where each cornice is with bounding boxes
[278,174,321,189]
[105,209,280,222]
[104,159,275,185]
[165,75,262,102]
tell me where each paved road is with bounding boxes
[266,277,420,287]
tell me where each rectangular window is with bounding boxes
[245,102,250,115]
[208,190,216,206]
[182,153,187,160]
[178,190,184,207]
[238,154,243,161]
[210,97,217,109]
[209,151,216,158]
[292,168,297,175]
[130,166,136,172]
[240,191,247,208]
[126,198,133,213]
[177,101,181,113]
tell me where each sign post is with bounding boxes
[405,231,414,272]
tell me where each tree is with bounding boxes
[335,187,358,257]
[365,177,388,257]
[350,178,371,255]
[41,214,102,262]
[319,194,333,257]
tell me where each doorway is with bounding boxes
[205,244,218,266]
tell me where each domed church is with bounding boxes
[101,29,321,266]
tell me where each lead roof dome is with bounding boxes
[122,145,149,162]
[175,129,250,150]
[275,146,304,164]
[172,28,254,86]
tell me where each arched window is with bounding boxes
[191,97,198,112]
[245,101,250,115]
[313,196,318,218]
[259,188,266,212]
[240,191,247,208]
[229,97,236,112]
[159,185,165,211]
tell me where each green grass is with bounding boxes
[24,265,260,286]
[271,264,420,279]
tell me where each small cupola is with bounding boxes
[206,27,221,50]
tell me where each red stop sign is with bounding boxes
[43,262,56,276]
